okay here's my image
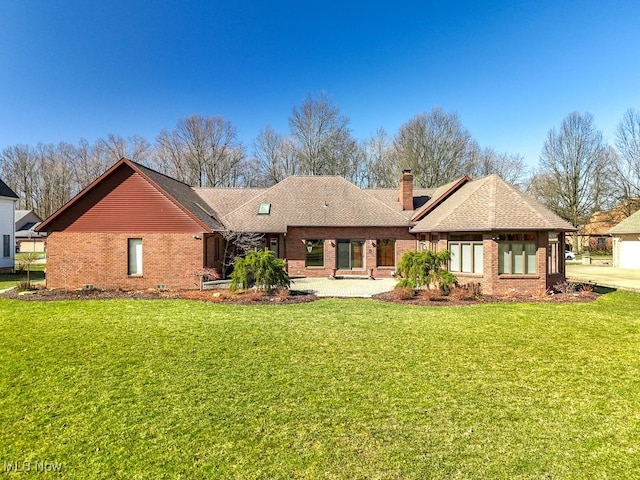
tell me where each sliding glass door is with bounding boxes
[336,239,365,270]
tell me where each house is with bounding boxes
[575,199,640,254]
[15,210,46,253]
[0,178,19,273]
[36,158,575,294]
[608,209,640,269]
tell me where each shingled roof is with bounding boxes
[133,162,224,230]
[218,176,412,232]
[0,178,18,199]
[608,209,640,234]
[37,159,225,232]
[194,187,268,218]
[411,174,575,233]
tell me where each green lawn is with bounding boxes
[1,293,639,479]
[0,270,45,290]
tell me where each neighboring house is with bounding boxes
[576,199,640,254]
[608,209,640,269]
[15,210,46,253]
[0,178,19,273]
[36,158,575,294]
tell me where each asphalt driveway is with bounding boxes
[566,263,640,292]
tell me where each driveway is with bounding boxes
[289,276,397,298]
[566,263,640,292]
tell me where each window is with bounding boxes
[498,233,537,275]
[258,202,271,215]
[268,236,278,256]
[376,239,395,267]
[128,238,143,276]
[449,235,483,273]
[548,233,559,274]
[305,239,324,267]
[336,239,365,270]
[2,235,9,258]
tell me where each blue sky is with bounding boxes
[2,1,639,169]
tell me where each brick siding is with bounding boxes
[45,232,204,290]
[435,232,566,296]
[284,226,415,278]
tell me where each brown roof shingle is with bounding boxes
[608,209,640,234]
[132,162,225,230]
[411,174,575,233]
[219,176,412,232]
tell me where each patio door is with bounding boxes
[336,239,365,270]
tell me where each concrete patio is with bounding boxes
[289,276,398,298]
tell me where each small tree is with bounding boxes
[221,231,264,278]
[16,252,40,290]
[395,250,457,294]
[230,250,290,292]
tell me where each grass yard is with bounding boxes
[0,271,45,290]
[1,293,640,479]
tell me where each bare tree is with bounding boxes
[100,133,152,164]
[360,128,399,187]
[534,111,609,230]
[0,144,37,210]
[252,126,299,186]
[221,231,264,278]
[473,147,527,187]
[289,92,361,179]
[393,107,477,188]
[614,108,640,209]
[155,114,246,187]
[71,138,112,192]
[32,143,74,218]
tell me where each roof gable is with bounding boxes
[411,176,472,222]
[37,158,222,233]
[0,178,18,199]
[15,210,42,230]
[412,174,575,233]
[608,208,640,234]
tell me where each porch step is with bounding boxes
[202,279,231,290]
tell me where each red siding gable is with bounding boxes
[47,165,204,233]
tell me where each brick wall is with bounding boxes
[284,226,416,278]
[436,232,565,296]
[46,232,205,290]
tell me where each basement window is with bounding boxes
[258,203,271,215]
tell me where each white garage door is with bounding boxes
[619,240,640,269]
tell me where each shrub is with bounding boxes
[230,250,290,292]
[554,281,578,295]
[420,288,446,302]
[395,250,457,294]
[15,280,36,292]
[391,287,415,300]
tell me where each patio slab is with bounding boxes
[289,276,397,298]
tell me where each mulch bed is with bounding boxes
[372,290,601,306]
[2,286,601,306]
[1,286,318,304]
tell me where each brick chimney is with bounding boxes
[399,169,414,211]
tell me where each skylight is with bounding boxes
[258,202,271,215]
